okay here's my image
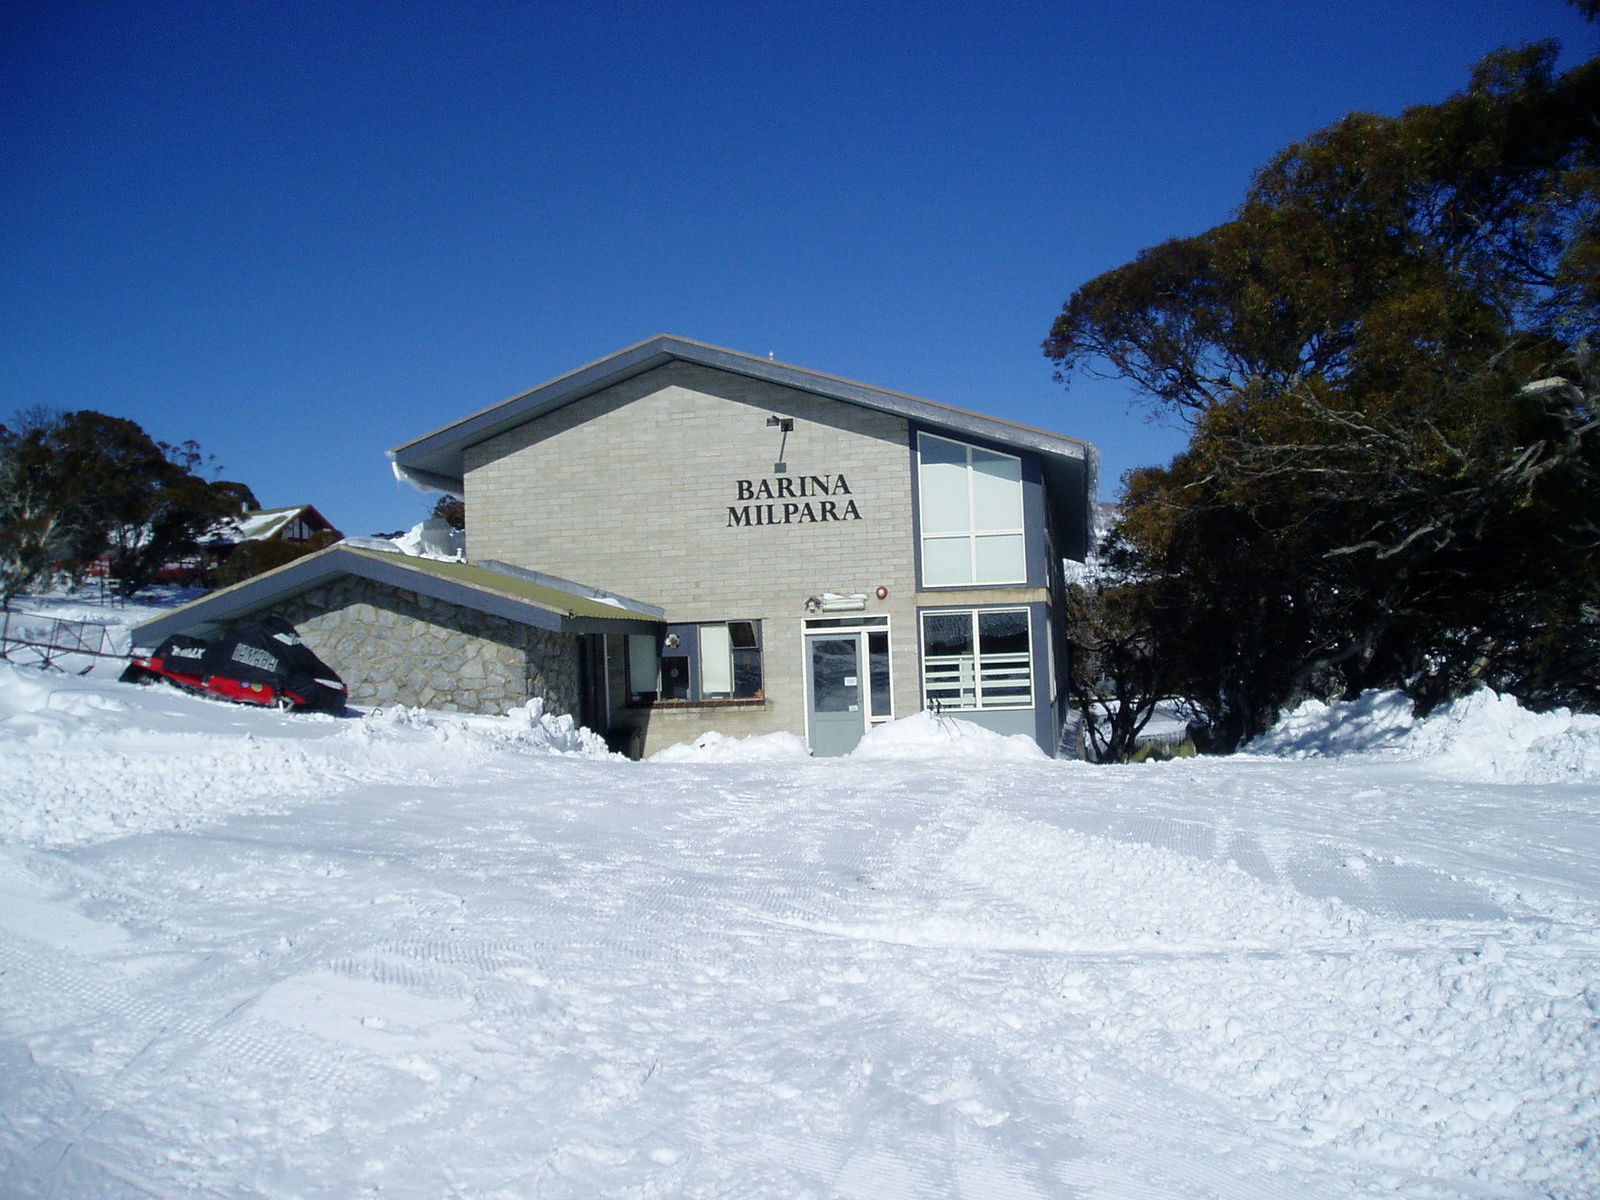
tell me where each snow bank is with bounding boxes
[343,697,615,760]
[651,729,812,762]
[0,677,355,845]
[0,670,613,845]
[849,711,1048,761]
[1249,689,1417,757]
[1403,689,1600,784]
[0,666,128,740]
[1249,688,1600,783]
[651,713,1049,763]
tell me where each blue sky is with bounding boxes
[4,1,1595,538]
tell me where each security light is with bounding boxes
[767,414,794,473]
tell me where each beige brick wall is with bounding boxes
[463,361,1041,754]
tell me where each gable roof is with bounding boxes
[391,334,1097,489]
[212,504,341,545]
[129,544,663,649]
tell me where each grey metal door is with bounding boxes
[806,633,864,757]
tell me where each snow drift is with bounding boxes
[651,729,812,762]
[1248,688,1600,783]
[849,710,1048,760]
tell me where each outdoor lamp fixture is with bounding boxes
[766,414,794,473]
[808,593,867,613]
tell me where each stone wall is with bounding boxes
[273,574,581,716]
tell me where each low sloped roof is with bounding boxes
[128,544,663,649]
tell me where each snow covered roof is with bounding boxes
[389,334,1100,558]
[128,544,663,650]
[210,504,340,545]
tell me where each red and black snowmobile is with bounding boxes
[121,616,348,713]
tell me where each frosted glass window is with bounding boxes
[699,623,733,697]
[974,534,1025,582]
[633,622,762,704]
[917,433,1026,586]
[971,450,1022,526]
[923,536,972,587]
[918,439,969,532]
[628,635,659,697]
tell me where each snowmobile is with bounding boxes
[120,616,348,713]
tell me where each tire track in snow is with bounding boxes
[1284,842,1505,920]
[0,911,384,1198]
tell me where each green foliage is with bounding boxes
[1062,529,1177,762]
[0,409,256,603]
[430,495,466,531]
[1046,44,1600,748]
[0,409,77,605]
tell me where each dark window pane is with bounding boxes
[733,649,762,699]
[868,631,891,717]
[728,620,759,650]
[660,654,691,700]
[978,609,1029,656]
[810,638,860,712]
[922,612,972,657]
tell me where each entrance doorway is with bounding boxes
[803,618,893,756]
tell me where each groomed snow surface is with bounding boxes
[2,632,1598,1197]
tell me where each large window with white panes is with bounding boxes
[916,432,1026,586]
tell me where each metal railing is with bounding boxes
[0,607,122,673]
[922,651,1032,710]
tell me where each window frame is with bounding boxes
[919,606,1034,712]
[916,432,1027,587]
[627,620,765,705]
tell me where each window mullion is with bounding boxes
[971,610,984,706]
[966,447,979,585]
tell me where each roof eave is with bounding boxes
[128,545,660,649]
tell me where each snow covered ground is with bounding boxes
[2,619,1598,1197]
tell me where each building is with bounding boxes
[130,335,1097,756]
[392,335,1097,757]
[128,543,662,720]
[214,504,342,547]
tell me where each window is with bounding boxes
[628,621,763,703]
[917,433,1025,586]
[868,629,892,719]
[921,608,1032,710]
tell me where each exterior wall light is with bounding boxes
[766,415,794,474]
